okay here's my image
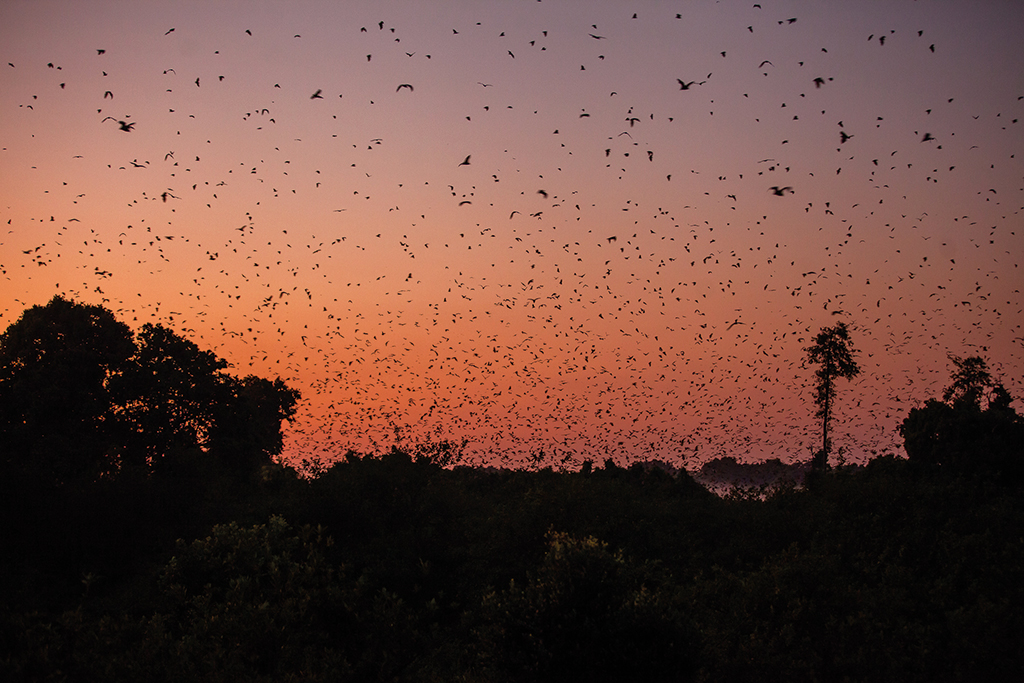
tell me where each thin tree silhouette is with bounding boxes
[805,322,860,470]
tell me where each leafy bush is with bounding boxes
[475,531,696,683]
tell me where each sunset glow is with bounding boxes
[2,0,1022,469]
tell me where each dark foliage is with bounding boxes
[804,322,860,469]
[900,355,1023,480]
[0,296,299,486]
[4,453,1022,683]
[474,531,696,683]
[2,300,1023,682]
[0,296,135,484]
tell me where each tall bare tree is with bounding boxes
[805,322,860,469]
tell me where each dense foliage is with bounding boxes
[3,450,1022,682]
[0,295,299,485]
[900,355,1023,480]
[2,301,1023,681]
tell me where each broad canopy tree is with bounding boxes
[900,355,1022,477]
[114,322,231,475]
[0,295,299,485]
[0,296,135,484]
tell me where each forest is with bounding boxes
[2,297,1023,682]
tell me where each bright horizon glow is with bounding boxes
[2,1,1022,469]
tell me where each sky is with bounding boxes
[2,0,1022,470]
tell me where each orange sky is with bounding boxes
[2,1,1022,469]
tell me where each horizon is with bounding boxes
[2,1,1022,470]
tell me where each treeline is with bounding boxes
[3,451,1023,682]
[1,297,1023,682]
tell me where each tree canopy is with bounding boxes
[0,296,135,484]
[900,355,1022,479]
[804,322,860,469]
[0,296,299,485]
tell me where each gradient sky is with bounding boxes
[2,0,1022,469]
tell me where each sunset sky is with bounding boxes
[2,0,1022,469]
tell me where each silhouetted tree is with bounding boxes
[0,296,299,485]
[900,355,1022,478]
[804,322,860,470]
[113,322,231,475]
[942,354,1003,409]
[207,374,300,477]
[0,295,135,484]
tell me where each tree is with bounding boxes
[804,322,860,470]
[207,375,301,476]
[0,295,136,484]
[900,355,1022,477]
[151,516,352,679]
[942,354,1004,409]
[0,296,299,485]
[475,531,696,683]
[115,323,300,479]
[114,322,232,474]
